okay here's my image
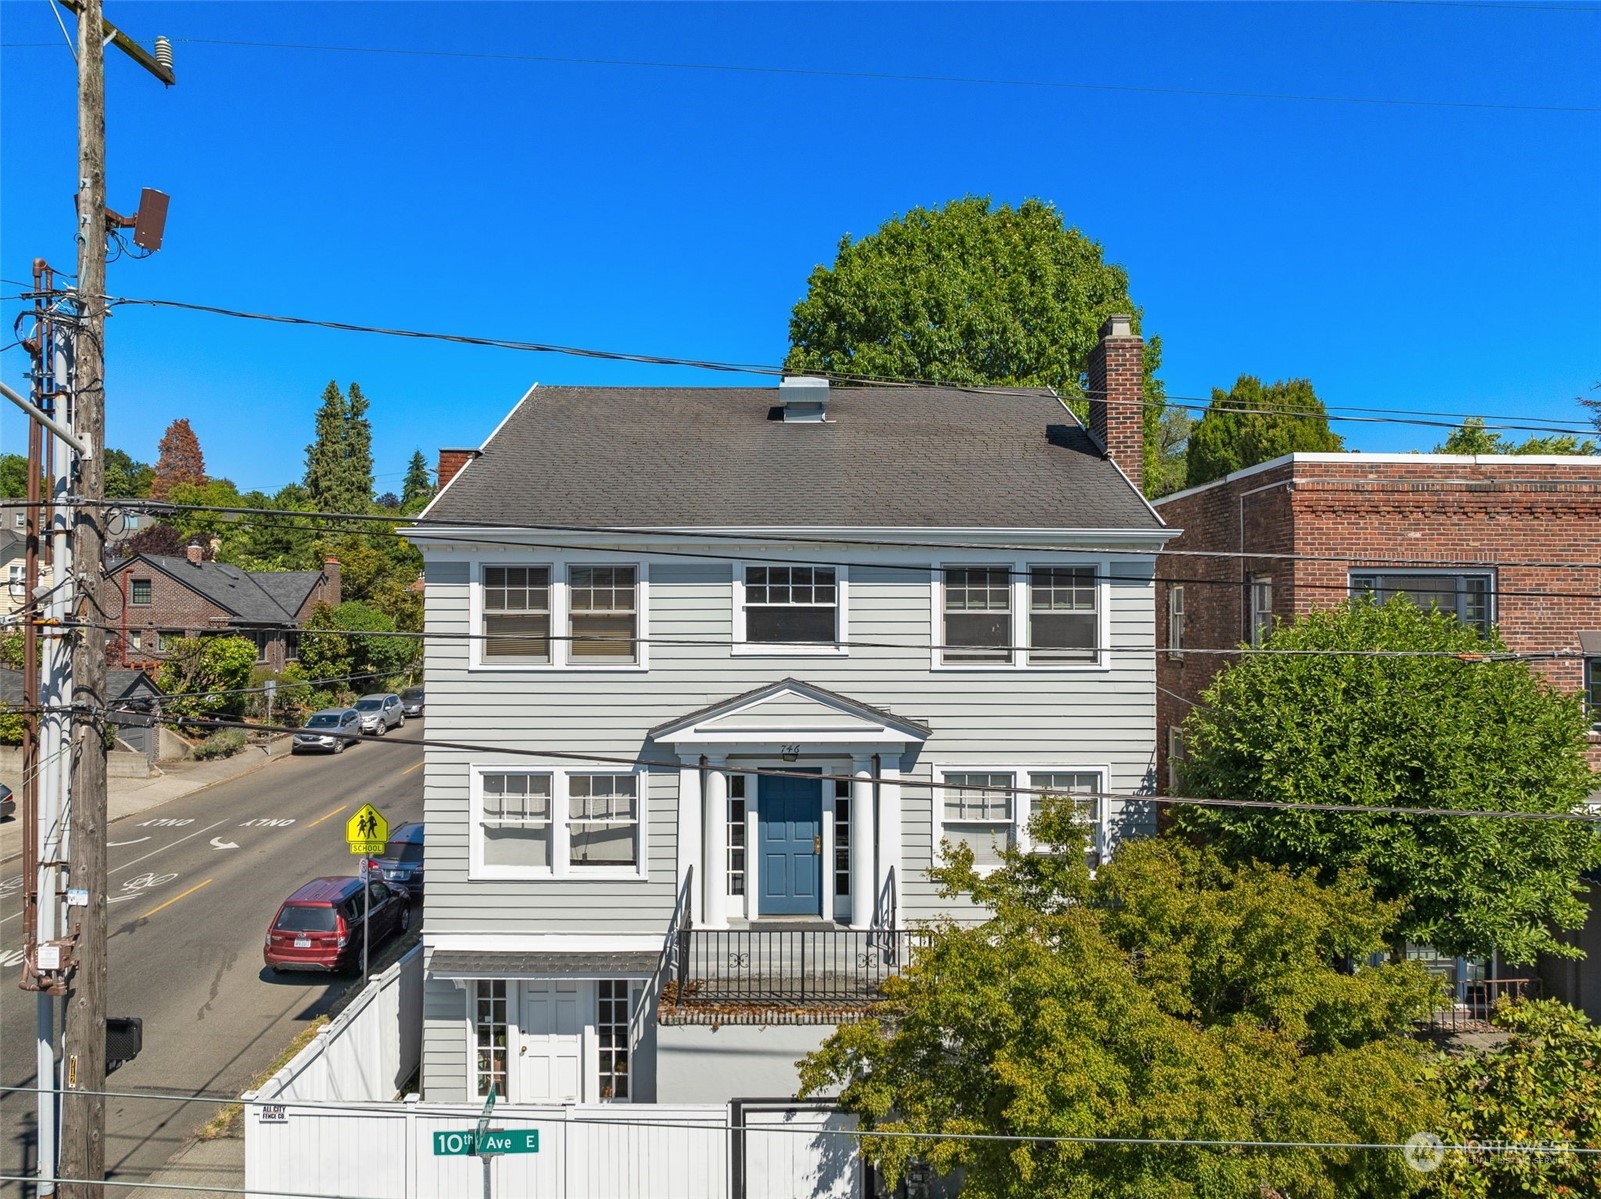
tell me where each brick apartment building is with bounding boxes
[105,545,341,673]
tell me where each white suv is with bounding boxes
[353,693,405,736]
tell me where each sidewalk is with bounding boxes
[115,1132,245,1199]
[0,737,289,866]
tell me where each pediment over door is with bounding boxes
[647,677,930,750]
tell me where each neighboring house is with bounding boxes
[407,317,1175,1107]
[1151,452,1601,1019]
[1,666,162,759]
[2,523,55,624]
[104,546,341,672]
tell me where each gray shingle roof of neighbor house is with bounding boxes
[108,555,323,626]
[423,386,1164,530]
[427,950,661,978]
[1,667,159,706]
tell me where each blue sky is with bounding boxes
[2,1,1598,494]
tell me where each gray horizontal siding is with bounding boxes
[421,552,1157,935]
[421,969,469,1102]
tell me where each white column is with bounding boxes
[676,755,702,905]
[849,757,876,929]
[702,757,729,929]
[876,760,902,929]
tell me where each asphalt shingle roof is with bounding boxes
[2,667,159,705]
[425,386,1163,530]
[116,556,317,626]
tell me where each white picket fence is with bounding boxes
[244,944,423,1104]
[243,1098,860,1199]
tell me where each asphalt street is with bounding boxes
[0,722,425,1199]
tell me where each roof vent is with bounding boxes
[778,376,831,423]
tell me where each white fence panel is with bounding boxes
[744,1105,861,1199]
[246,945,423,1104]
[566,1106,729,1199]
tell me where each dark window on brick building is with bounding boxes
[1586,659,1601,731]
[1349,572,1493,635]
[130,578,152,606]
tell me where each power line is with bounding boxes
[87,293,1601,437]
[80,713,1598,824]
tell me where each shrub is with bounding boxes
[191,728,249,760]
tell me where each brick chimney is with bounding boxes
[437,448,480,490]
[1086,314,1145,495]
[185,541,204,565]
[323,556,342,606]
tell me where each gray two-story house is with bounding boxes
[408,318,1173,1107]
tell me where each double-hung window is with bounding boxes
[743,566,838,645]
[130,578,152,606]
[1029,567,1097,663]
[1028,771,1103,869]
[1249,576,1273,646]
[942,568,1012,663]
[1168,583,1185,657]
[568,773,639,867]
[941,773,1014,866]
[484,566,551,662]
[569,566,638,662]
[481,772,553,869]
[1349,571,1493,636]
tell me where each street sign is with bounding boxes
[432,1129,539,1156]
[346,803,388,855]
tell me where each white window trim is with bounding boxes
[929,559,1112,672]
[1347,568,1497,630]
[1167,583,1184,658]
[929,763,1111,874]
[469,764,649,881]
[1249,576,1273,647]
[468,557,651,672]
[1166,726,1185,794]
[730,562,849,656]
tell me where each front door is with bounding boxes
[758,772,822,916]
[518,980,583,1102]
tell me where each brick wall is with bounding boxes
[1086,316,1146,496]
[1155,456,1601,788]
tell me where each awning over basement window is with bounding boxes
[427,950,660,980]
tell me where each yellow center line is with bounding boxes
[401,759,424,777]
[307,803,349,829]
[140,878,213,920]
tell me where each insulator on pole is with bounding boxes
[154,36,172,72]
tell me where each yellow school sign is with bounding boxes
[347,804,388,855]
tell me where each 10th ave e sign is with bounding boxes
[433,1129,539,1156]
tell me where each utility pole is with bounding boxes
[54,4,172,1195]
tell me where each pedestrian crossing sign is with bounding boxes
[347,804,388,855]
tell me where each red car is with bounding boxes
[263,876,411,973]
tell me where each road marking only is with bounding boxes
[140,878,213,920]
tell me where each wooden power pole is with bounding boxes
[58,0,110,1189]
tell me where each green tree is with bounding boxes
[401,450,433,510]
[1185,375,1344,489]
[155,635,259,725]
[149,418,207,500]
[0,452,29,497]
[784,197,1172,493]
[297,600,416,699]
[801,810,1440,1199]
[1433,416,1596,456]
[303,380,375,515]
[104,448,155,499]
[1175,598,1601,963]
[1422,999,1601,1197]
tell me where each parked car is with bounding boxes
[354,693,404,735]
[263,875,411,973]
[400,686,425,718]
[291,708,361,754]
[368,821,425,895]
[0,782,14,821]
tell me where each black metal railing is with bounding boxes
[673,927,928,1005]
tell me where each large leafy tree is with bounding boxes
[1432,416,1596,456]
[1184,375,1343,488]
[155,635,258,724]
[0,452,28,496]
[297,600,417,699]
[303,381,375,515]
[801,812,1440,1199]
[1175,598,1601,963]
[1421,999,1601,1197]
[784,197,1171,494]
[148,419,207,500]
[104,448,155,498]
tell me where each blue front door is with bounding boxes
[758,772,822,916]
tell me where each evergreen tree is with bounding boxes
[401,450,433,509]
[303,380,375,514]
[345,382,374,509]
[149,419,207,500]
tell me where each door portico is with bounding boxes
[648,678,929,931]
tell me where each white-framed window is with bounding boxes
[728,775,747,897]
[935,765,1110,870]
[473,560,648,670]
[1349,570,1494,636]
[7,563,22,586]
[596,980,638,1102]
[568,773,639,868]
[1249,576,1273,646]
[483,565,551,662]
[473,979,509,1099]
[471,767,646,879]
[1168,583,1184,657]
[936,560,1108,669]
[128,630,142,651]
[1167,727,1185,794]
[733,564,846,654]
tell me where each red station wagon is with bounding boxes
[263,876,411,973]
